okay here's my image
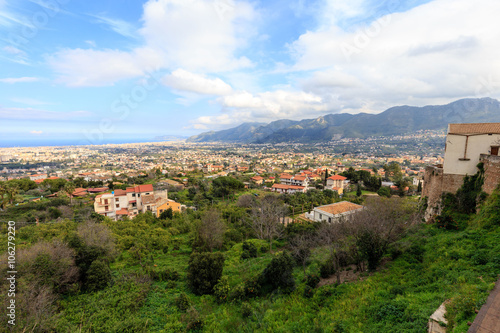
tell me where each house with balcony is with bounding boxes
[326,175,348,193]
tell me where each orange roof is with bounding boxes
[280,173,293,179]
[126,184,154,193]
[251,176,264,181]
[316,201,363,215]
[116,208,129,215]
[113,189,127,196]
[448,123,500,135]
[293,176,307,181]
[328,175,347,180]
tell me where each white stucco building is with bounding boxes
[443,123,500,176]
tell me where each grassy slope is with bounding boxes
[4,192,500,332]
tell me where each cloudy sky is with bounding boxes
[1,0,500,145]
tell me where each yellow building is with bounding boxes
[157,199,182,215]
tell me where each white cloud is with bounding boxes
[47,47,164,86]
[0,107,92,120]
[30,130,43,135]
[11,97,50,105]
[287,0,500,112]
[139,0,255,72]
[0,77,39,83]
[191,89,329,129]
[90,14,138,38]
[47,0,258,87]
[162,69,233,95]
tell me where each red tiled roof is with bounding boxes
[293,176,307,181]
[280,173,293,179]
[316,201,363,215]
[126,184,154,193]
[116,208,129,215]
[328,175,347,180]
[448,123,500,135]
[113,189,127,196]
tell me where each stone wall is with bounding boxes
[422,166,464,221]
[481,154,500,194]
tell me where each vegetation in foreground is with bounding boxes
[0,183,499,332]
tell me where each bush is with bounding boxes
[228,284,246,302]
[241,241,258,260]
[320,259,336,278]
[377,187,391,198]
[213,276,230,303]
[241,302,253,318]
[305,274,320,288]
[258,251,295,294]
[244,278,261,298]
[303,285,314,298]
[85,259,113,292]
[187,252,225,295]
[175,293,190,311]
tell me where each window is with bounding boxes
[491,146,499,156]
[105,206,109,211]
[132,193,136,197]
[137,194,141,197]
[116,204,119,208]
[115,198,119,202]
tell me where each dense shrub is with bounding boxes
[213,276,230,303]
[305,274,320,288]
[85,259,113,292]
[241,241,258,260]
[258,251,295,294]
[320,258,336,278]
[175,293,190,311]
[187,252,225,295]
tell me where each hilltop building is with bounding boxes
[423,123,500,219]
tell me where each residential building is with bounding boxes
[326,175,348,190]
[423,122,500,220]
[305,201,364,223]
[271,183,306,194]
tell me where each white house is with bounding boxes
[305,201,364,223]
[443,123,500,176]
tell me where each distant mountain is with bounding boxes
[187,98,500,143]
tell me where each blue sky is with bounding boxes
[1,0,499,146]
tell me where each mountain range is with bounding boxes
[186,98,500,143]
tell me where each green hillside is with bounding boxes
[1,187,500,332]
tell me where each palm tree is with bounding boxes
[5,183,19,205]
[0,181,7,209]
[64,182,76,204]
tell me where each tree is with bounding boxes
[377,186,391,198]
[342,197,419,271]
[258,251,295,294]
[0,181,7,209]
[417,181,422,193]
[251,195,287,252]
[356,183,362,197]
[64,182,76,205]
[194,209,226,251]
[160,207,173,220]
[187,252,225,295]
[211,176,243,198]
[5,182,19,205]
[288,234,313,274]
